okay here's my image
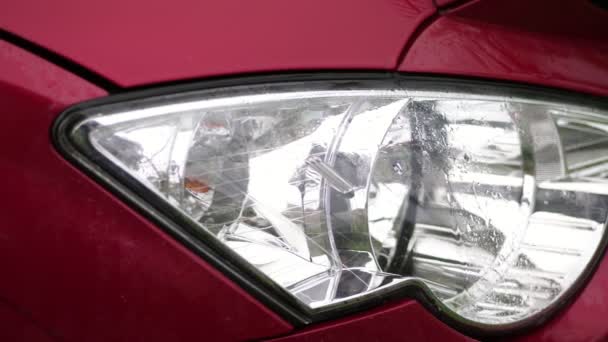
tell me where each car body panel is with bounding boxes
[0,301,55,342]
[266,301,474,342]
[1,0,608,340]
[0,40,292,341]
[0,0,435,88]
[400,0,608,97]
[446,0,607,39]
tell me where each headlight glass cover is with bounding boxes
[63,79,608,328]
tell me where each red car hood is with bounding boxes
[0,0,435,88]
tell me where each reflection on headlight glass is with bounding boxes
[77,83,608,326]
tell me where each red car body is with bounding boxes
[0,0,606,340]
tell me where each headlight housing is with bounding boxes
[55,76,608,334]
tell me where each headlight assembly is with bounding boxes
[55,76,608,334]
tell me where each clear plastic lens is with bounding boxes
[75,82,608,326]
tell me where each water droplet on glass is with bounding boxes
[393,162,403,175]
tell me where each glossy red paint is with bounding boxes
[0,40,292,341]
[450,0,607,40]
[266,300,474,342]
[400,1,608,97]
[0,302,54,342]
[0,0,435,88]
[1,0,608,340]
[434,0,462,8]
